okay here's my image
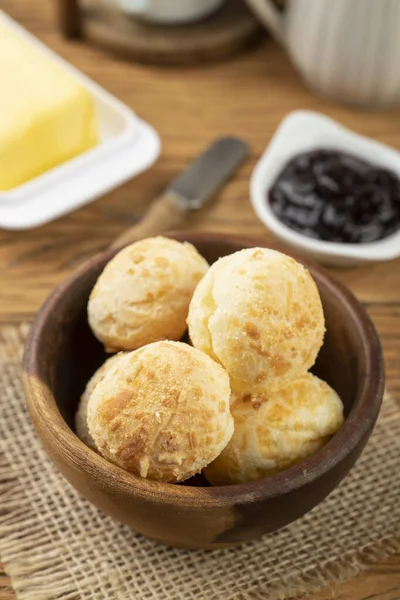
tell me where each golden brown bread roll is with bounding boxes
[187,247,325,393]
[88,236,208,352]
[87,341,233,482]
[75,353,125,450]
[204,373,344,485]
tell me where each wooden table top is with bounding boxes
[0,1,399,598]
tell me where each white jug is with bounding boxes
[244,0,400,108]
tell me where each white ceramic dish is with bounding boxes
[250,110,400,267]
[0,11,160,230]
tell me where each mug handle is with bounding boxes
[244,0,285,45]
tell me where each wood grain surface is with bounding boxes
[0,0,399,596]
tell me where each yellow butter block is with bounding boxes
[0,23,99,191]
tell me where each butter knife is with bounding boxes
[110,137,249,249]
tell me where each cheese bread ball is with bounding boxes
[75,353,125,451]
[88,237,208,352]
[188,247,325,393]
[87,341,233,482]
[204,373,344,485]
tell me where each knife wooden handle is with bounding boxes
[109,193,185,250]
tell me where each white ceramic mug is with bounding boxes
[113,0,225,24]
[244,0,400,108]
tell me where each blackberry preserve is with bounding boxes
[268,149,400,244]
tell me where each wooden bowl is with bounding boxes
[23,232,384,549]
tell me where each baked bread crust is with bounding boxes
[188,248,325,393]
[75,353,125,450]
[88,237,208,352]
[204,373,344,485]
[87,341,234,482]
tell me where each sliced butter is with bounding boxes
[0,23,99,191]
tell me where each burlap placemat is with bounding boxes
[0,323,399,600]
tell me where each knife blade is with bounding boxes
[166,137,250,211]
[110,137,249,249]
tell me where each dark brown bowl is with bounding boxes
[23,232,384,549]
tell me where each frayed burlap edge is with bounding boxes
[0,323,30,364]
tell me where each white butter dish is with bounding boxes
[0,11,160,230]
[250,111,400,267]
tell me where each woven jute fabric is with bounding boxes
[0,324,399,600]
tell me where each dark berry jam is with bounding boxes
[268,149,400,244]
